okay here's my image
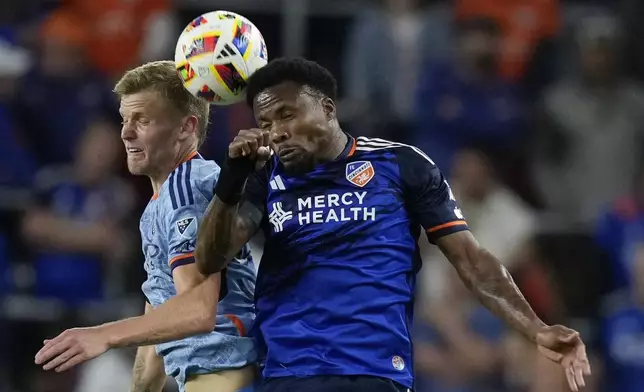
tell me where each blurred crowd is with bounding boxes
[1,0,643,391]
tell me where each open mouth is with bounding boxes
[126,147,144,155]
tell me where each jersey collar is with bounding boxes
[336,133,357,160]
[151,151,202,200]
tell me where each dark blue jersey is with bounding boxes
[243,136,469,388]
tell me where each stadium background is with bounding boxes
[0,0,642,391]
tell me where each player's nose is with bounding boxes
[271,127,290,145]
[120,123,136,140]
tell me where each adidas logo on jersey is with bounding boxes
[269,175,286,190]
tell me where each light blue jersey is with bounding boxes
[140,153,257,391]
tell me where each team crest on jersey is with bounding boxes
[345,161,375,187]
[176,217,195,237]
[392,355,405,371]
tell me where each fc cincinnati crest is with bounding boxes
[176,217,195,236]
[346,161,375,187]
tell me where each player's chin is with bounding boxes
[126,160,148,176]
[281,158,307,175]
[280,153,314,174]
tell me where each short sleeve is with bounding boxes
[165,202,201,271]
[395,146,468,243]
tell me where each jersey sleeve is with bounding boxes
[395,146,469,243]
[165,202,202,271]
[161,168,213,271]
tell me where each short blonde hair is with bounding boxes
[114,60,210,147]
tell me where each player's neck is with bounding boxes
[320,128,348,163]
[149,148,197,196]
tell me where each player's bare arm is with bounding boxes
[35,270,223,372]
[35,213,224,372]
[436,231,544,340]
[196,199,263,275]
[34,130,269,373]
[130,303,167,392]
[196,128,269,275]
[397,142,590,391]
[127,265,207,392]
[173,262,207,294]
[435,230,591,391]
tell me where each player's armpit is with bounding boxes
[435,230,546,343]
[130,303,166,392]
[195,198,263,275]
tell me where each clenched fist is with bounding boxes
[229,129,272,170]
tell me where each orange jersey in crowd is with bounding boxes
[64,0,170,77]
[456,0,560,80]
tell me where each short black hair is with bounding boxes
[245,57,338,107]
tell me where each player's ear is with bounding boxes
[322,97,336,121]
[179,115,199,141]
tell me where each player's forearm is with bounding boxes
[103,275,220,348]
[454,247,545,342]
[200,153,264,275]
[130,345,166,392]
[196,198,260,275]
[195,197,239,275]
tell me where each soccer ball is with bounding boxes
[174,10,268,105]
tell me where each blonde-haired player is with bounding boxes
[36,61,258,392]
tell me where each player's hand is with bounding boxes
[35,326,111,372]
[535,325,591,391]
[229,128,271,170]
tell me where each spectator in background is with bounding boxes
[601,239,644,392]
[454,0,560,87]
[200,103,256,165]
[342,0,450,138]
[595,165,644,293]
[535,14,644,230]
[417,149,535,303]
[414,268,506,392]
[450,149,536,271]
[0,32,35,188]
[411,17,524,179]
[12,10,119,166]
[62,0,177,79]
[621,0,644,81]
[21,122,135,304]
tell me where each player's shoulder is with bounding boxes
[188,154,221,184]
[158,154,220,211]
[354,136,436,167]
